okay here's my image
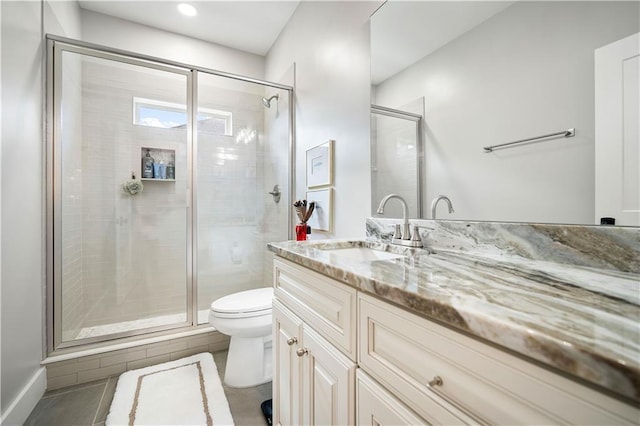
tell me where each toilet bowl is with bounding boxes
[209,287,273,388]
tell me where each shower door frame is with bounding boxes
[371,104,424,218]
[46,35,295,354]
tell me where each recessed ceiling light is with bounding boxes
[177,3,197,17]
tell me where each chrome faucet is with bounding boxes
[431,195,454,219]
[376,194,423,247]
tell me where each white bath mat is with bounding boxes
[106,352,234,426]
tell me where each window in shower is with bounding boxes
[133,97,233,135]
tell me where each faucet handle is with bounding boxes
[411,226,422,243]
[392,224,402,240]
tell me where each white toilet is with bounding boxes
[208,287,273,388]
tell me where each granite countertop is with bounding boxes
[267,239,640,404]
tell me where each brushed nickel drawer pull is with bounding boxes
[428,376,443,387]
[287,337,298,346]
[426,376,488,425]
[296,348,308,357]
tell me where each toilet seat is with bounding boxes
[209,287,273,319]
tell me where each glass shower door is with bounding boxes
[54,44,192,347]
[195,72,290,324]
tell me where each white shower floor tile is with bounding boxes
[75,309,210,339]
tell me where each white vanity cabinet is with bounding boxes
[272,256,639,426]
[273,259,358,426]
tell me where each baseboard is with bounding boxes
[0,367,46,426]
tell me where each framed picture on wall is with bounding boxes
[306,140,334,188]
[306,188,333,232]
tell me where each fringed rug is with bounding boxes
[106,352,234,425]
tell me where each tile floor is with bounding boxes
[24,351,271,426]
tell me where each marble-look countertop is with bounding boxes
[267,239,640,404]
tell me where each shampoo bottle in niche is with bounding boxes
[142,149,154,178]
[153,161,166,179]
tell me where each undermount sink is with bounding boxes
[319,247,405,262]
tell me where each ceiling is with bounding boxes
[78,1,513,80]
[371,1,514,85]
[78,0,301,56]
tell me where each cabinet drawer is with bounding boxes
[274,258,357,360]
[358,293,638,425]
[357,370,427,426]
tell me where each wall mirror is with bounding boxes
[371,1,639,225]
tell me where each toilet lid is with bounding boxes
[210,287,273,315]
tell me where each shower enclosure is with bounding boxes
[47,37,293,352]
[370,105,423,218]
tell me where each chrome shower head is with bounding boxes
[262,94,279,108]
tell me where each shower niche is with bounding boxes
[141,147,176,181]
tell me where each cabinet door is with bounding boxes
[357,370,427,426]
[273,300,304,426]
[274,258,357,360]
[300,325,357,426]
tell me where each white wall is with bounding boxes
[81,9,265,81]
[45,0,82,38]
[1,1,81,422]
[1,0,45,416]
[265,1,381,239]
[374,1,639,224]
[0,0,3,413]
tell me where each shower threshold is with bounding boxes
[74,309,211,340]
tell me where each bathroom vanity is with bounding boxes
[268,220,640,425]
